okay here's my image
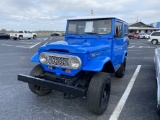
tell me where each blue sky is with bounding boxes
[0,0,160,31]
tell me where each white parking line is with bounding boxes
[1,44,28,48]
[29,42,41,49]
[128,46,156,49]
[50,37,52,41]
[128,46,134,48]
[43,42,48,46]
[109,65,141,120]
[44,38,48,41]
[20,42,36,44]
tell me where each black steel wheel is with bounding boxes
[33,35,37,39]
[87,72,111,115]
[19,35,23,40]
[115,57,126,78]
[152,39,158,45]
[28,64,52,96]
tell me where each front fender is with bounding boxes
[82,56,110,72]
[31,53,39,62]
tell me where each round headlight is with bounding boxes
[39,53,47,63]
[70,57,81,69]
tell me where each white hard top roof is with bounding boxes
[67,16,127,23]
[68,16,118,20]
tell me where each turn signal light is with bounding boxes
[65,69,71,73]
[48,66,52,69]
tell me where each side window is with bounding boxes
[19,31,23,33]
[24,31,27,33]
[124,24,128,37]
[151,32,160,36]
[157,32,160,36]
[115,22,122,38]
[151,32,158,36]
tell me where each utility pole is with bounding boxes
[91,10,93,16]
[136,16,139,22]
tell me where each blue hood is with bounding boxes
[39,39,111,54]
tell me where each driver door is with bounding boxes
[112,21,123,69]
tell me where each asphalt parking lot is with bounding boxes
[0,37,159,120]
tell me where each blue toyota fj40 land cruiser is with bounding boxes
[18,16,128,115]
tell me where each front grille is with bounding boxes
[48,56,69,67]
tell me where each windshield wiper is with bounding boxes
[85,32,101,38]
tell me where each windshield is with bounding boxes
[67,19,112,35]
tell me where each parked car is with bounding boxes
[139,33,150,39]
[51,32,61,36]
[62,32,65,36]
[154,47,160,115]
[128,33,134,39]
[10,31,37,40]
[128,33,139,39]
[0,33,10,39]
[18,17,128,115]
[133,33,140,39]
[148,31,160,45]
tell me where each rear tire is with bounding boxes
[28,64,52,96]
[115,57,126,78]
[87,72,111,115]
[152,40,158,45]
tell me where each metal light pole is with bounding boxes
[91,10,93,16]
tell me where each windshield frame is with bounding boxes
[66,18,112,36]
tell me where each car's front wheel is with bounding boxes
[152,39,158,45]
[87,72,111,115]
[33,35,37,39]
[28,64,52,96]
[19,36,23,40]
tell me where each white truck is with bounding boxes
[10,31,37,40]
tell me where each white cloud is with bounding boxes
[0,0,160,30]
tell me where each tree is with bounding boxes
[1,29,6,32]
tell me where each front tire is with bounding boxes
[115,57,126,78]
[33,35,37,39]
[19,36,23,40]
[152,40,158,45]
[28,64,52,96]
[87,72,111,115]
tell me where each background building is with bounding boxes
[129,22,160,34]
[150,22,160,28]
